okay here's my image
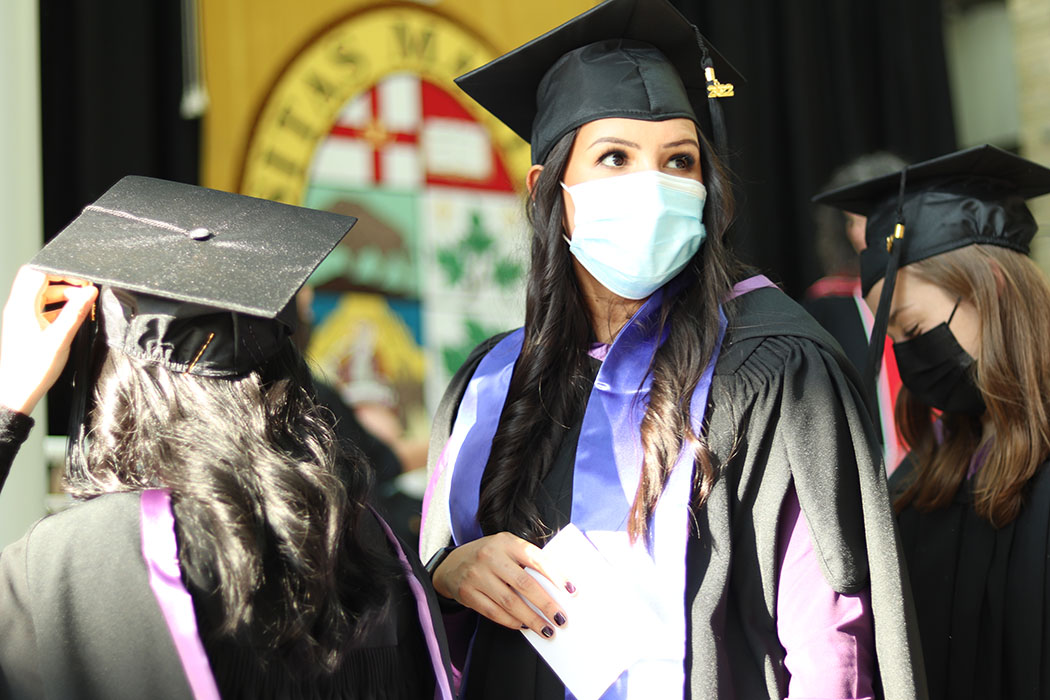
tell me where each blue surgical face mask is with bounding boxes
[561,170,707,300]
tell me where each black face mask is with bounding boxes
[892,300,986,416]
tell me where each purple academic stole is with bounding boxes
[371,510,456,700]
[443,282,732,699]
[141,490,454,700]
[140,489,221,700]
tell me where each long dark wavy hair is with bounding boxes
[477,124,742,543]
[65,342,399,672]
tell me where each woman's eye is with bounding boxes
[904,324,920,339]
[598,150,627,167]
[668,154,696,170]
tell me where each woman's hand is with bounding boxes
[433,532,576,639]
[0,266,97,415]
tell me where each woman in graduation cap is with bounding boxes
[816,144,1050,700]
[0,177,453,699]
[419,0,925,698]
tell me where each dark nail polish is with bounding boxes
[554,612,566,626]
[565,581,576,594]
[520,624,528,629]
[542,626,554,638]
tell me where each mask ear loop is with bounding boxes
[559,181,574,247]
[946,296,962,326]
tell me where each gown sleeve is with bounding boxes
[0,408,43,696]
[0,406,33,493]
[765,325,924,700]
[691,287,926,700]
[776,484,874,699]
[0,530,43,697]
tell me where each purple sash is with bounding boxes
[141,491,454,700]
[140,489,221,700]
[443,283,731,698]
[447,329,525,544]
[371,509,455,700]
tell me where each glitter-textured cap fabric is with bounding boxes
[813,144,1050,296]
[454,0,742,165]
[30,175,356,375]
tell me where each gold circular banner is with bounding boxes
[240,5,531,204]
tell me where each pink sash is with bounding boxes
[140,490,453,700]
[140,489,221,700]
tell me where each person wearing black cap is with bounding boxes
[0,176,454,699]
[418,0,925,698]
[815,144,1050,700]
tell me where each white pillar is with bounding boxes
[1006,0,1050,273]
[0,0,48,548]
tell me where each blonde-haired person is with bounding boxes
[816,144,1050,700]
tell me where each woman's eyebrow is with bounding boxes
[588,136,640,149]
[662,139,700,149]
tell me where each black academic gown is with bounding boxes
[0,407,452,700]
[891,459,1050,700]
[420,285,926,700]
[314,380,423,553]
[802,294,870,377]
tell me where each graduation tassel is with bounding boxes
[65,304,100,482]
[705,64,729,159]
[862,168,909,410]
[695,28,733,159]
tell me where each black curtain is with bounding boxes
[673,0,957,296]
[40,0,200,434]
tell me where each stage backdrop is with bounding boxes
[200,0,592,427]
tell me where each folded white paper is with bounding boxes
[519,524,662,700]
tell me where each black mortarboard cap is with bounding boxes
[813,144,1050,296]
[454,0,742,165]
[31,175,356,376]
[813,144,1050,403]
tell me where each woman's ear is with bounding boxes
[525,164,544,197]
